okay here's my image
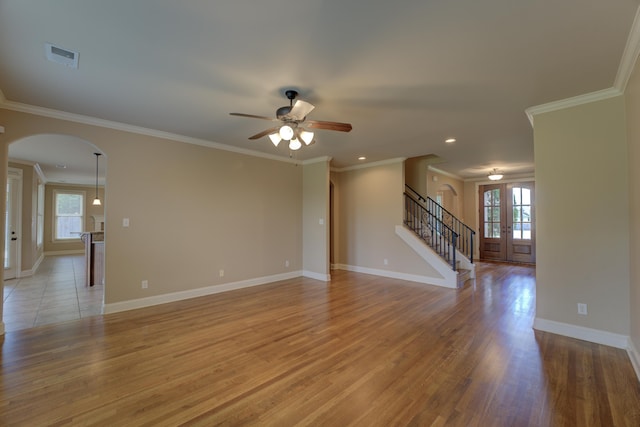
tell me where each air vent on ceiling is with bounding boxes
[45,43,79,69]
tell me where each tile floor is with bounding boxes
[2,255,103,332]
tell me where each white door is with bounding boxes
[5,169,22,280]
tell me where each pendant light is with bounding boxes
[92,152,102,206]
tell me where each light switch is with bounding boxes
[319,218,324,225]
[123,218,130,227]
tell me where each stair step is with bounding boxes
[457,268,471,288]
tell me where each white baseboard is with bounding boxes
[533,317,630,349]
[20,252,44,277]
[104,270,303,314]
[629,337,640,382]
[333,264,456,289]
[302,271,331,282]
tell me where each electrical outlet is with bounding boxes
[578,303,587,315]
[384,258,389,265]
[141,280,148,289]
[285,260,290,267]
[219,269,224,277]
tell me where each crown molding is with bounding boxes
[331,157,406,173]
[465,173,535,184]
[427,165,463,181]
[33,162,47,183]
[525,5,640,126]
[0,99,300,165]
[615,4,640,92]
[524,87,622,126]
[301,156,332,166]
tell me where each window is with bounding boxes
[54,190,84,240]
[511,187,532,240]
[483,188,501,238]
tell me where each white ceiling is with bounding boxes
[1,0,638,184]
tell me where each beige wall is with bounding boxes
[0,142,6,330]
[462,180,480,260]
[0,108,303,307]
[533,96,630,335]
[334,160,441,277]
[43,183,105,253]
[626,58,640,351]
[330,170,341,266]
[405,156,429,196]
[302,159,330,278]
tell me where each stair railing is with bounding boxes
[404,192,457,270]
[404,184,475,263]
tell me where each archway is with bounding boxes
[436,183,458,216]
[3,133,107,331]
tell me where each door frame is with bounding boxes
[474,178,535,263]
[5,167,22,280]
[505,182,536,264]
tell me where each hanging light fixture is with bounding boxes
[289,138,302,151]
[268,133,282,147]
[265,124,314,151]
[298,129,314,145]
[279,125,294,140]
[92,152,102,206]
[488,168,503,181]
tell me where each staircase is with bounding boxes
[456,263,472,287]
[403,185,475,287]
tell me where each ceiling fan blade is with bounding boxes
[230,112,278,121]
[286,100,315,121]
[306,120,353,132]
[248,127,279,140]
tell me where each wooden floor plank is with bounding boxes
[1,263,639,426]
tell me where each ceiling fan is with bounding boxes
[230,90,352,151]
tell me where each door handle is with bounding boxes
[11,237,17,241]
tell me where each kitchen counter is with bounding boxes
[80,232,104,287]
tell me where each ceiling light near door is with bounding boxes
[488,168,503,181]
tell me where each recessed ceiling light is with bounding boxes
[358,156,366,160]
[445,138,456,144]
[55,164,67,169]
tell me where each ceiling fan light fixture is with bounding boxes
[279,125,294,140]
[289,138,302,151]
[268,133,282,147]
[299,130,314,145]
[488,168,503,181]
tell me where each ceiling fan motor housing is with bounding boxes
[276,105,293,119]
[277,90,299,119]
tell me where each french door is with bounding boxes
[479,182,535,263]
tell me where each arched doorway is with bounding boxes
[436,183,458,216]
[3,134,107,331]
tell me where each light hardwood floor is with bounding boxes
[1,263,639,426]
